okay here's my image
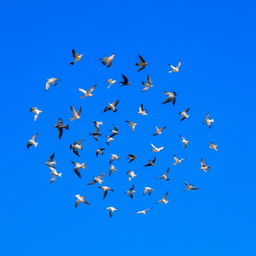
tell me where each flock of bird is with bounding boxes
[28,50,219,218]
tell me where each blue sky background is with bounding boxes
[0,0,255,255]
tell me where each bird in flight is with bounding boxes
[120,74,131,86]
[136,55,148,72]
[44,153,56,167]
[100,54,116,68]
[141,75,153,92]
[103,100,119,112]
[127,170,137,181]
[70,49,84,65]
[109,154,120,164]
[106,78,116,89]
[173,155,185,165]
[106,136,114,146]
[96,148,106,157]
[99,186,114,199]
[179,135,190,149]
[126,185,136,199]
[136,208,151,215]
[144,156,156,167]
[209,142,218,151]
[71,161,86,178]
[49,166,62,184]
[27,133,39,149]
[78,85,97,99]
[125,121,137,132]
[74,194,90,207]
[200,158,211,173]
[93,121,103,130]
[88,172,105,185]
[156,192,169,204]
[29,107,43,121]
[69,106,82,121]
[162,91,177,105]
[143,187,153,196]
[138,104,148,116]
[89,130,102,141]
[157,168,170,181]
[70,140,84,157]
[184,181,199,191]
[45,78,60,91]
[153,126,166,136]
[150,143,164,152]
[168,61,181,73]
[203,114,214,128]
[109,165,118,176]
[179,108,190,121]
[54,118,69,139]
[127,154,138,163]
[106,206,118,218]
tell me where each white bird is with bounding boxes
[179,108,190,121]
[78,85,97,99]
[103,100,119,112]
[109,154,120,164]
[74,194,90,207]
[69,106,82,121]
[99,186,114,198]
[173,155,185,165]
[49,166,62,184]
[88,173,105,185]
[44,153,56,167]
[71,161,86,178]
[209,142,218,151]
[27,133,39,149]
[200,158,211,173]
[151,143,164,152]
[70,140,84,157]
[109,165,117,176]
[138,104,148,115]
[70,49,84,65]
[29,107,43,121]
[203,114,214,128]
[126,185,136,199]
[179,135,190,149]
[96,148,106,157]
[127,170,137,181]
[106,136,114,146]
[106,79,117,89]
[45,78,60,91]
[106,206,118,218]
[141,75,153,92]
[153,126,166,136]
[168,61,181,73]
[143,187,153,196]
[184,181,199,191]
[157,192,169,204]
[162,91,177,105]
[125,120,137,132]
[136,208,150,215]
[157,168,170,181]
[100,54,116,67]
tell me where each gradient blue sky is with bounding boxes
[1,0,255,255]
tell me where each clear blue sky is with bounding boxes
[1,0,255,255]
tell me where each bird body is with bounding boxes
[30,107,43,121]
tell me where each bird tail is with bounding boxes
[70,62,74,65]
[65,125,69,130]
[58,173,63,177]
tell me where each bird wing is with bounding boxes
[138,55,146,63]
[78,88,87,95]
[147,75,152,84]
[70,106,76,116]
[77,106,82,115]
[74,168,81,178]
[48,153,55,162]
[88,85,97,93]
[113,100,119,106]
[72,49,78,59]
[57,127,63,139]
[122,74,128,84]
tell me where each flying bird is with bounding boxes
[74,194,90,207]
[125,121,137,132]
[179,108,190,121]
[162,91,177,105]
[184,181,199,191]
[93,121,103,130]
[89,130,102,141]
[96,148,106,157]
[157,168,170,181]
[49,166,62,184]
[144,156,156,167]
[179,135,190,149]
[29,107,42,121]
[99,186,114,199]
[106,136,115,146]
[88,173,105,185]
[70,49,84,65]
[120,74,131,86]
[45,78,60,91]
[103,100,119,113]
[141,75,153,92]
[109,154,120,164]
[150,143,164,152]
[136,209,150,215]
[203,114,214,128]
[109,165,117,176]
[106,206,118,218]
[69,106,82,121]
[200,158,211,173]
[156,192,169,204]
[173,155,185,165]
[70,140,84,157]
[136,55,148,72]
[100,54,116,68]
[209,142,218,151]
[143,187,153,196]
[153,126,166,136]
[109,126,119,137]
[27,133,39,149]
[78,85,97,99]
[127,154,138,163]
[44,153,56,167]
[138,104,148,116]
[71,161,86,178]
[54,118,69,139]
[127,170,137,181]
[126,185,136,199]
[168,61,181,73]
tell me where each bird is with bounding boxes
[143,187,153,196]
[103,100,119,112]
[106,78,117,89]
[200,158,211,173]
[78,85,97,99]
[49,166,62,184]
[96,148,106,157]
[141,75,153,92]
[209,142,218,151]
[168,61,181,73]
[70,140,84,157]
[203,114,214,128]
[106,206,118,218]
[153,126,166,136]
[74,194,90,208]
[45,78,60,91]
[138,104,148,115]
[120,74,131,86]
[127,154,138,163]
[162,91,177,105]
[156,192,169,204]
[157,168,170,181]
[100,54,116,67]
[99,186,114,199]
[44,153,56,167]
[150,143,164,152]
[29,107,42,121]
[69,106,82,121]
[27,133,39,149]
[126,185,135,199]
[136,55,148,72]
[179,135,190,149]
[88,173,105,185]
[70,49,84,65]
[89,130,102,141]
[125,121,137,132]
[109,126,119,137]
[173,155,185,165]
[144,156,156,167]
[127,170,137,181]
[179,108,190,121]
[184,181,199,191]
[106,136,114,146]
[93,121,103,130]
[109,165,117,176]
[136,208,150,214]
[71,161,86,178]
[54,118,69,139]
[109,154,120,164]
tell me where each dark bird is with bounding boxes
[127,154,138,163]
[54,118,69,139]
[136,55,148,72]
[120,74,131,86]
[162,91,177,105]
[144,156,156,167]
[96,148,106,157]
